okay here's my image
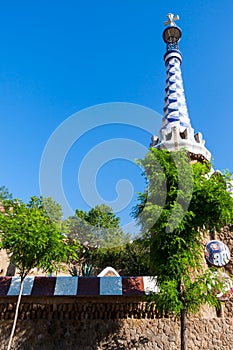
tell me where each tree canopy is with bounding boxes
[0,196,79,349]
[64,204,130,249]
[88,238,150,276]
[0,196,78,278]
[134,148,233,349]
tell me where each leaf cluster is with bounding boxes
[0,198,79,278]
[153,269,222,316]
[85,238,150,275]
[64,204,130,249]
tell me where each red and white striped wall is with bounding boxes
[0,276,158,297]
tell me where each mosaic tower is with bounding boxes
[151,13,211,162]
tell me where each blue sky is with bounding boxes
[0,1,232,232]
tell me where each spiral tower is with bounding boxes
[151,14,211,162]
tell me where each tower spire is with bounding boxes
[151,14,211,162]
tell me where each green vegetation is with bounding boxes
[133,148,233,350]
[64,204,130,249]
[41,196,63,223]
[0,186,12,200]
[85,238,150,276]
[63,204,133,276]
[0,196,79,350]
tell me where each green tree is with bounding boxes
[134,149,233,350]
[0,186,13,200]
[0,197,79,350]
[64,204,130,249]
[80,204,120,228]
[89,238,150,275]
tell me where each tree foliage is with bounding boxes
[76,204,120,228]
[0,196,79,349]
[41,196,63,223]
[64,204,130,249]
[134,149,233,316]
[0,186,13,201]
[83,238,150,276]
[0,196,78,278]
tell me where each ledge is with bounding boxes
[0,276,158,297]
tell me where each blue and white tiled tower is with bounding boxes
[151,14,211,162]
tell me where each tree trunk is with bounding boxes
[180,308,188,350]
[219,302,225,318]
[7,277,24,350]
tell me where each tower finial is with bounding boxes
[163,13,182,49]
[164,13,179,27]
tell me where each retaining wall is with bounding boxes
[0,295,232,350]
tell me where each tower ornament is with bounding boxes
[163,13,182,46]
[164,13,179,27]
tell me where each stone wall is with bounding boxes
[217,226,233,317]
[0,297,232,350]
[0,316,233,349]
[218,226,233,276]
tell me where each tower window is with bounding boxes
[166,132,172,141]
[180,129,188,139]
